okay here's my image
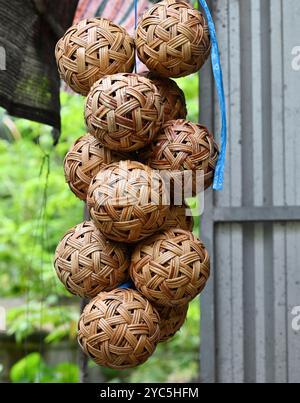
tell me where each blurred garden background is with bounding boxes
[0,74,200,383]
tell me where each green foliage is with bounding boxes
[175,74,199,122]
[0,93,84,298]
[7,302,78,344]
[10,353,79,383]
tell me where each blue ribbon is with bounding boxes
[118,280,134,289]
[134,0,138,30]
[134,0,138,72]
[198,0,227,191]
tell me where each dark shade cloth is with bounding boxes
[0,0,79,142]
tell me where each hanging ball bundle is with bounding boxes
[145,119,219,193]
[144,72,187,121]
[78,288,161,369]
[87,160,169,243]
[54,0,221,370]
[136,0,211,78]
[85,73,163,152]
[130,229,210,307]
[157,304,188,342]
[64,134,129,200]
[54,221,129,298]
[55,18,134,95]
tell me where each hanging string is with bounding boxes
[134,0,138,30]
[198,0,227,191]
[23,152,50,381]
[37,152,50,382]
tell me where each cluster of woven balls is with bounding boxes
[54,0,215,370]
[55,0,211,95]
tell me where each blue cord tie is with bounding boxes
[134,0,138,72]
[118,280,134,289]
[134,0,138,30]
[198,0,227,191]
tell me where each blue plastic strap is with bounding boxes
[198,0,227,191]
[134,0,138,30]
[134,0,138,72]
[118,280,134,289]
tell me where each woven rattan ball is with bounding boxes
[64,134,129,201]
[130,229,210,307]
[157,304,188,342]
[55,18,134,95]
[54,221,129,299]
[77,288,161,369]
[143,72,187,121]
[145,119,219,194]
[85,73,163,152]
[87,160,169,243]
[136,0,211,78]
[164,204,194,231]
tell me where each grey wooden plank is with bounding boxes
[212,206,300,222]
[251,0,263,208]
[229,0,242,208]
[199,0,216,380]
[228,0,243,383]
[283,0,300,383]
[271,4,285,208]
[286,224,300,383]
[215,224,232,382]
[251,0,267,382]
[200,192,215,383]
[270,0,287,383]
[231,224,244,383]
[272,223,287,383]
[254,224,266,382]
[213,0,232,383]
[213,0,230,208]
[283,4,298,207]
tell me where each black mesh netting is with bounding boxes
[0,0,79,142]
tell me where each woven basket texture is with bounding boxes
[64,134,130,201]
[77,288,161,369]
[54,221,129,298]
[136,0,211,78]
[130,228,210,307]
[144,72,187,121]
[164,204,194,231]
[157,304,188,342]
[55,18,134,95]
[144,119,219,193]
[85,73,163,152]
[87,160,169,243]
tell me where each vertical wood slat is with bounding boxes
[199,0,215,384]
[228,0,243,383]
[270,0,288,383]
[211,0,232,383]
[283,0,300,383]
[251,0,266,383]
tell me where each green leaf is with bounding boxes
[10,353,42,383]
